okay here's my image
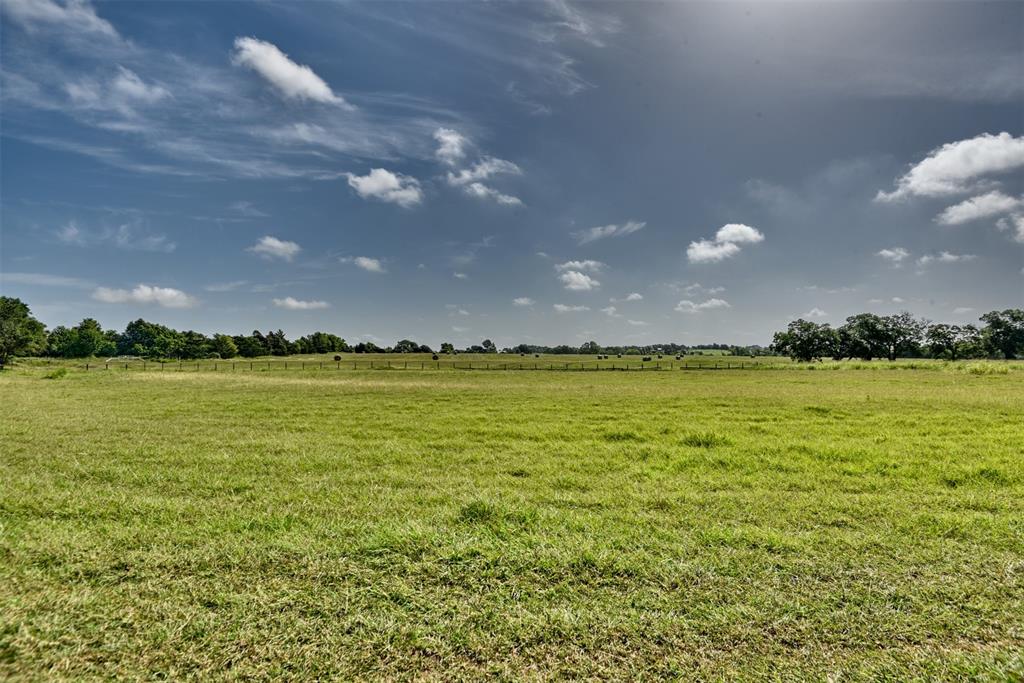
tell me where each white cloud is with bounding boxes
[876,132,1024,201]
[273,296,329,310]
[232,37,348,106]
[446,157,521,186]
[686,239,740,263]
[341,256,386,273]
[891,297,905,304]
[953,306,974,314]
[678,283,725,296]
[453,272,468,279]
[451,326,469,333]
[687,223,763,264]
[995,214,1024,242]
[601,305,620,317]
[553,304,590,312]
[464,182,522,206]
[433,128,468,166]
[917,251,976,267]
[714,223,764,244]
[627,319,649,326]
[675,298,731,313]
[555,259,604,273]
[623,292,643,301]
[248,235,300,261]
[573,220,645,244]
[513,297,535,307]
[559,271,600,291]
[2,0,117,36]
[111,67,170,104]
[804,307,828,318]
[346,168,422,207]
[93,284,197,308]
[877,247,910,264]
[936,191,1023,225]
[1,272,93,288]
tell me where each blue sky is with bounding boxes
[1,0,1021,348]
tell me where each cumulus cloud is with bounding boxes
[273,296,329,310]
[686,240,741,263]
[513,297,535,306]
[715,223,765,244]
[627,319,649,326]
[555,259,604,273]
[674,298,731,313]
[346,168,422,207]
[247,235,300,261]
[877,247,910,264]
[553,304,589,312]
[804,307,828,318]
[623,292,643,301]
[93,284,197,308]
[433,128,468,166]
[340,256,386,273]
[601,305,620,317]
[916,251,976,267]
[687,223,763,263]
[935,191,1022,225]
[453,272,468,279]
[232,37,348,106]
[573,220,645,244]
[463,182,522,206]
[876,132,1024,201]
[2,0,117,36]
[559,271,600,291]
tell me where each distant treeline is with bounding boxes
[1,297,1021,365]
[771,310,1024,362]
[1,297,766,363]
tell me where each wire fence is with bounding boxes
[79,359,761,372]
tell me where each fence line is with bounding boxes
[80,359,757,373]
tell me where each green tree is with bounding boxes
[980,309,1024,359]
[772,319,832,362]
[211,334,238,359]
[0,297,47,366]
[481,339,496,353]
[47,325,78,358]
[440,342,455,354]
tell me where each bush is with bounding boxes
[42,368,68,380]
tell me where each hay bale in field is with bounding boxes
[334,355,342,361]
[432,354,439,360]
[642,356,652,362]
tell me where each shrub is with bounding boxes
[42,368,68,380]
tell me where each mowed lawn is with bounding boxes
[1,367,1022,680]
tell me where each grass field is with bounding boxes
[2,365,1022,680]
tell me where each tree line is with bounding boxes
[2,296,1020,365]
[771,310,1024,362]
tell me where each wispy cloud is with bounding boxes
[1,272,94,288]
[877,247,910,265]
[553,303,589,312]
[55,220,176,253]
[573,220,645,244]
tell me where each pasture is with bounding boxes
[1,365,1022,680]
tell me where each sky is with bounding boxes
[1,0,1022,348]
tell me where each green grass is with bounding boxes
[1,366,1022,680]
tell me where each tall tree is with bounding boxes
[980,309,1024,359]
[0,297,47,366]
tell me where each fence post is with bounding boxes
[86,363,89,371]
[125,363,128,370]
